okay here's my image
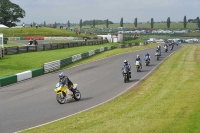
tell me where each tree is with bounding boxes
[93,19,95,28]
[82,20,113,25]
[54,22,57,28]
[183,16,187,28]
[134,18,138,28]
[197,17,199,21]
[120,17,123,27]
[106,19,109,28]
[67,20,70,28]
[0,0,25,27]
[151,18,154,29]
[197,20,200,30]
[44,21,46,27]
[167,17,171,29]
[79,19,82,29]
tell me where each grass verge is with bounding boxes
[3,41,25,47]
[21,44,200,133]
[0,43,157,77]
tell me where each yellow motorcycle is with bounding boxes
[135,61,141,72]
[54,83,81,104]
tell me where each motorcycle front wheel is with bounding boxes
[124,76,126,83]
[56,94,65,104]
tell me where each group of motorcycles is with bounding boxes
[122,55,150,83]
[53,42,178,104]
[123,42,178,83]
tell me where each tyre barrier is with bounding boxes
[0,46,116,87]
[43,46,116,73]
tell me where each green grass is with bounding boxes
[21,44,200,133]
[3,41,24,47]
[71,23,198,30]
[124,38,144,44]
[0,42,157,77]
[0,27,95,37]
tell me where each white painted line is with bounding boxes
[16,46,182,133]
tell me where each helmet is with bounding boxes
[137,55,140,58]
[146,52,148,55]
[124,60,128,64]
[59,72,65,79]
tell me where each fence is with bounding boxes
[4,40,108,55]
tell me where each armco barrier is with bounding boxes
[16,71,32,82]
[0,75,17,87]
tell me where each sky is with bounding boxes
[10,0,200,24]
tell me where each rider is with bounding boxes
[144,52,150,61]
[122,60,131,78]
[156,45,161,56]
[163,43,168,48]
[59,72,74,96]
[135,55,142,69]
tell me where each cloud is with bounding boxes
[10,0,200,24]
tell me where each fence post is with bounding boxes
[27,46,29,52]
[5,47,8,55]
[35,45,37,51]
[17,47,19,54]
[57,43,59,49]
[43,44,45,51]
[51,44,52,50]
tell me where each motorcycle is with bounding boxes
[122,67,130,83]
[144,56,150,66]
[135,61,141,72]
[54,83,81,104]
[155,49,160,60]
[164,45,168,52]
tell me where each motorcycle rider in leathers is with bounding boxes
[59,72,74,97]
[122,60,131,78]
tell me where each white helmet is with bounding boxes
[137,55,140,58]
[124,60,128,64]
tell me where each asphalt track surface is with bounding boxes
[0,44,181,133]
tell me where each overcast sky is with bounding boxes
[11,0,200,24]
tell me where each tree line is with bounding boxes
[1,0,200,30]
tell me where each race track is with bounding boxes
[0,44,181,133]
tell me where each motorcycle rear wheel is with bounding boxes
[56,94,65,104]
[74,90,81,101]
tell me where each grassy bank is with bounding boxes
[21,44,200,133]
[3,41,24,47]
[124,38,144,44]
[0,43,157,77]
[0,27,95,37]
